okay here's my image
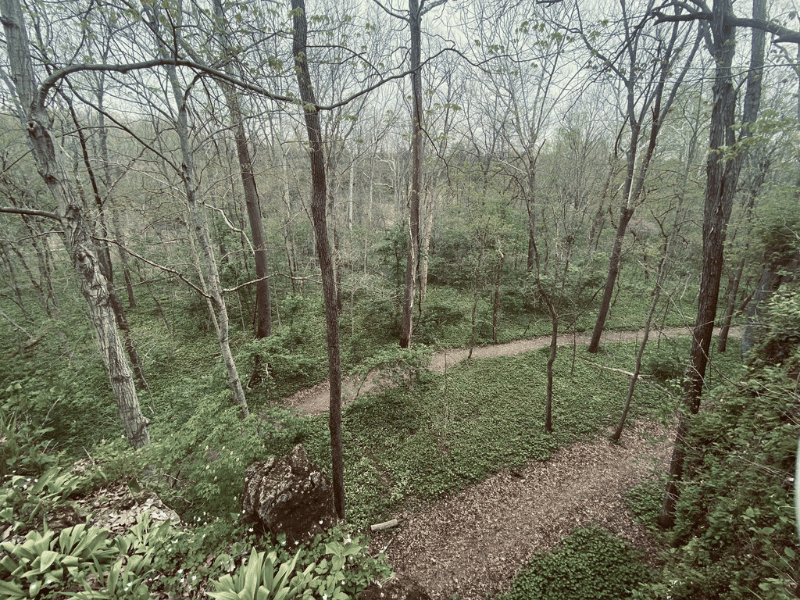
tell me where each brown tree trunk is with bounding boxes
[492,249,505,344]
[292,0,345,520]
[1,0,150,448]
[588,206,634,353]
[659,0,765,529]
[230,96,272,340]
[718,158,769,351]
[400,0,423,349]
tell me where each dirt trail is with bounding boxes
[371,420,672,599]
[284,326,741,596]
[285,325,742,415]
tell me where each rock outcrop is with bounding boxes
[241,444,336,544]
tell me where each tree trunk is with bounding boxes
[292,0,345,520]
[140,1,249,417]
[68,103,149,390]
[1,0,149,448]
[659,0,765,529]
[587,206,634,353]
[492,249,505,344]
[230,95,272,340]
[718,158,769,351]
[400,0,423,349]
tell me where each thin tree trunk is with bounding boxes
[718,158,768,351]
[145,4,249,417]
[492,248,505,344]
[292,0,345,520]
[613,78,702,441]
[400,0,423,349]
[230,95,272,339]
[588,17,701,354]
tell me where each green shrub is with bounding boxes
[635,293,800,600]
[644,339,687,383]
[625,475,666,533]
[498,527,652,600]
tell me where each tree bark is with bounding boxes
[292,0,345,520]
[0,0,150,448]
[400,0,423,349]
[659,0,765,529]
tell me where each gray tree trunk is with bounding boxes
[400,0,423,349]
[1,0,149,448]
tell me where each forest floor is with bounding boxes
[285,325,742,599]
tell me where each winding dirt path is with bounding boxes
[285,325,742,416]
[371,420,672,599]
[284,325,741,597]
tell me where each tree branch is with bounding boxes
[0,206,60,220]
[97,236,210,298]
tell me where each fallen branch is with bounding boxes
[370,518,399,532]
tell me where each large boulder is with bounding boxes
[357,576,432,600]
[241,444,336,544]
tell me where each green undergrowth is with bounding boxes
[304,337,743,529]
[495,527,653,600]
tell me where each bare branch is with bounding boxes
[98,236,210,298]
[372,0,407,22]
[0,206,60,220]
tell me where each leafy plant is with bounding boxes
[1,465,82,532]
[0,523,118,600]
[497,527,652,600]
[1,381,59,477]
[208,547,317,600]
[635,288,800,600]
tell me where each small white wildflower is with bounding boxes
[248,527,254,533]
[178,569,183,574]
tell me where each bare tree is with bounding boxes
[291,0,345,519]
[0,0,150,447]
[580,0,702,353]
[374,0,447,348]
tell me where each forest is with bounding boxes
[0,0,799,597]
